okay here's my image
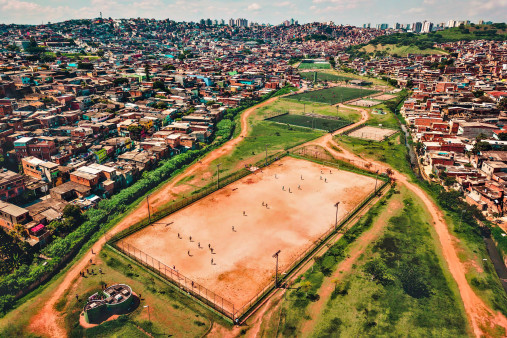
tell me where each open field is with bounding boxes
[255,98,361,122]
[298,62,331,70]
[299,71,352,82]
[121,157,376,314]
[308,187,469,337]
[348,126,398,141]
[359,43,448,56]
[289,87,379,105]
[267,114,350,132]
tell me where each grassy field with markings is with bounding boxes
[288,86,379,105]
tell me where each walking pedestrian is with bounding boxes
[282,185,285,190]
[188,250,190,256]
[301,175,303,180]
[243,211,246,216]
[76,294,79,301]
[325,178,327,183]
[189,235,192,241]
[198,242,201,248]
[232,226,235,232]
[211,258,214,265]
[99,268,102,274]
[208,243,211,249]
[298,185,301,190]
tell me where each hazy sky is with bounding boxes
[0,0,506,26]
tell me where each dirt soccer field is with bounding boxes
[348,126,398,141]
[120,156,376,314]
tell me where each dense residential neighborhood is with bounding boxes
[0,12,507,337]
[341,39,507,216]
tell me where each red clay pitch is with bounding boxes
[121,157,376,313]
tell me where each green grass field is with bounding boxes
[289,87,379,105]
[298,62,331,70]
[359,43,448,56]
[311,187,469,337]
[267,114,350,132]
[255,98,361,122]
[299,71,353,82]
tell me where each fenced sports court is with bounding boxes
[106,153,388,323]
[348,125,398,141]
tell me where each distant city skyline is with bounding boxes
[0,0,506,26]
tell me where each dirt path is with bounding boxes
[27,95,282,338]
[302,113,507,336]
[299,197,401,336]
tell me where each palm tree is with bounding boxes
[9,224,27,241]
[385,168,394,177]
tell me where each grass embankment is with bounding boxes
[49,246,223,337]
[310,187,469,337]
[269,187,396,336]
[289,87,379,105]
[359,43,448,56]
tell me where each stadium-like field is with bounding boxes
[299,71,352,82]
[289,86,379,105]
[119,157,376,317]
[267,113,350,132]
[298,62,331,69]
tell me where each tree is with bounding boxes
[77,62,94,70]
[9,224,28,241]
[163,64,175,71]
[63,204,83,223]
[113,78,128,86]
[144,63,151,81]
[128,124,144,140]
[300,281,312,297]
[363,257,394,285]
[499,98,507,111]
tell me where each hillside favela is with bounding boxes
[0,0,506,336]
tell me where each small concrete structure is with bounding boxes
[83,284,135,324]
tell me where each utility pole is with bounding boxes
[334,202,340,231]
[265,144,268,166]
[273,250,281,288]
[374,170,379,195]
[216,163,222,189]
[146,194,151,224]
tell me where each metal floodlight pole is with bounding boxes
[144,305,150,322]
[273,250,281,288]
[146,194,151,224]
[216,163,222,189]
[334,202,340,231]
